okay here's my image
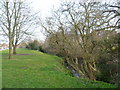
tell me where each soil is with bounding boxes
[14,54,33,56]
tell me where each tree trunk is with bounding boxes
[86,62,96,81]
[9,38,12,59]
[13,45,17,54]
[6,1,12,59]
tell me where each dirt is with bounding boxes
[14,54,33,56]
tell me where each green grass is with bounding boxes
[2,49,117,88]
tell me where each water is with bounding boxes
[64,60,81,78]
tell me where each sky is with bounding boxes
[27,0,61,42]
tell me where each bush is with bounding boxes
[96,33,119,84]
[39,46,46,53]
[26,40,45,53]
[96,62,118,84]
[26,40,39,50]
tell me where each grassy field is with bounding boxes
[2,49,117,88]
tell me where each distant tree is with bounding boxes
[26,40,42,51]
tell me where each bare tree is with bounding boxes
[103,1,120,28]
[0,0,38,58]
[0,0,13,59]
[41,1,117,80]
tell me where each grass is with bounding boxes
[2,49,117,88]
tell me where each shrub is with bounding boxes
[26,40,39,50]
[26,40,45,53]
[96,33,119,84]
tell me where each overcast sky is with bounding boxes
[26,0,61,42]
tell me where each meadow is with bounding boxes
[2,49,117,88]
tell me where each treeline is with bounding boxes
[41,29,119,84]
[39,1,119,84]
[21,31,119,84]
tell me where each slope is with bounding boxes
[2,49,117,88]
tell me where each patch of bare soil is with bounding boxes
[14,54,33,56]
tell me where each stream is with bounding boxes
[63,60,81,78]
